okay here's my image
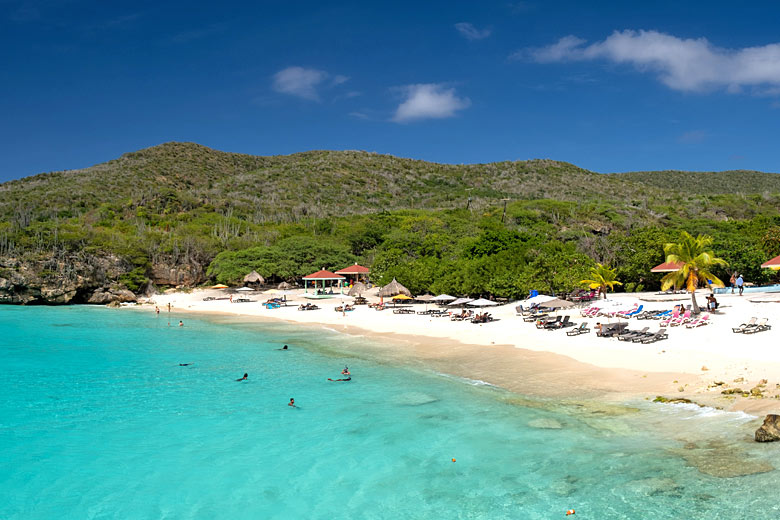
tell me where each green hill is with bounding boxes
[1,142,779,304]
[616,169,780,195]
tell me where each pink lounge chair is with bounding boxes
[668,310,692,327]
[660,309,681,327]
[685,314,710,328]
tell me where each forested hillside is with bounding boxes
[1,142,779,304]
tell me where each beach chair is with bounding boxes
[659,309,681,326]
[566,322,590,336]
[650,310,672,320]
[668,310,692,327]
[546,315,571,330]
[640,328,668,343]
[538,316,561,329]
[617,326,649,341]
[685,314,710,328]
[617,305,643,319]
[732,317,757,333]
[743,318,770,334]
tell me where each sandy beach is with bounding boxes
[136,287,780,415]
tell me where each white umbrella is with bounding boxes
[448,297,474,306]
[517,294,557,307]
[432,294,456,301]
[236,287,255,292]
[467,298,499,307]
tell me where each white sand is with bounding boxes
[136,287,780,413]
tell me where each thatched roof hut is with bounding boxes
[278,281,292,290]
[348,282,368,296]
[243,270,264,284]
[378,278,411,298]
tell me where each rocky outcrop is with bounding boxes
[0,253,133,304]
[87,287,137,304]
[755,414,780,442]
[150,262,204,286]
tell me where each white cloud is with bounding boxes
[523,30,780,93]
[392,84,470,123]
[455,22,491,41]
[678,130,707,144]
[272,66,328,100]
[331,74,350,86]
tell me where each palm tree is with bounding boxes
[661,232,728,313]
[581,263,622,299]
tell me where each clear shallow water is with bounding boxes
[1,307,780,519]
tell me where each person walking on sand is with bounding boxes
[736,274,744,296]
[167,302,171,313]
[730,272,736,294]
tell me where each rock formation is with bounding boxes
[755,414,780,443]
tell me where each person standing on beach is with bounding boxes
[730,272,736,294]
[736,274,744,296]
[167,302,171,312]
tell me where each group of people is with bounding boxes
[228,347,351,409]
[729,273,745,296]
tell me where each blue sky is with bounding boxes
[2,0,780,182]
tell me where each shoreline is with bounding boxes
[132,287,780,416]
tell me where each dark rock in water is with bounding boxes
[653,396,693,404]
[755,414,780,442]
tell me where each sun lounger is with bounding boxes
[649,310,672,320]
[545,315,571,330]
[597,323,628,338]
[566,323,590,336]
[538,316,561,329]
[640,328,668,343]
[617,326,649,341]
[743,318,770,334]
[732,317,757,333]
[685,314,710,328]
[660,309,682,326]
[617,305,644,319]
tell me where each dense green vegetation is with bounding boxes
[1,142,779,298]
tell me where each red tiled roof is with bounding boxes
[302,269,345,280]
[650,261,684,273]
[761,254,780,268]
[335,264,370,275]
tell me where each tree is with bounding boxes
[660,231,727,313]
[581,263,622,299]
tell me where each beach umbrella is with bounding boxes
[539,298,575,309]
[236,287,254,292]
[415,294,434,301]
[243,270,264,284]
[211,284,229,289]
[392,294,413,300]
[348,282,368,297]
[448,297,474,306]
[467,298,498,307]
[378,278,412,298]
[278,281,292,290]
[432,294,456,302]
[518,294,556,307]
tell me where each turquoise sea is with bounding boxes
[2,306,780,519]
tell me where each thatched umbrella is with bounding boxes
[243,271,264,286]
[348,282,368,296]
[278,281,292,290]
[378,278,411,298]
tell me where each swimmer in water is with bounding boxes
[328,377,352,382]
[277,344,288,350]
[341,366,350,375]
[236,373,248,381]
[178,321,184,327]
[179,363,192,366]
[288,398,295,407]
